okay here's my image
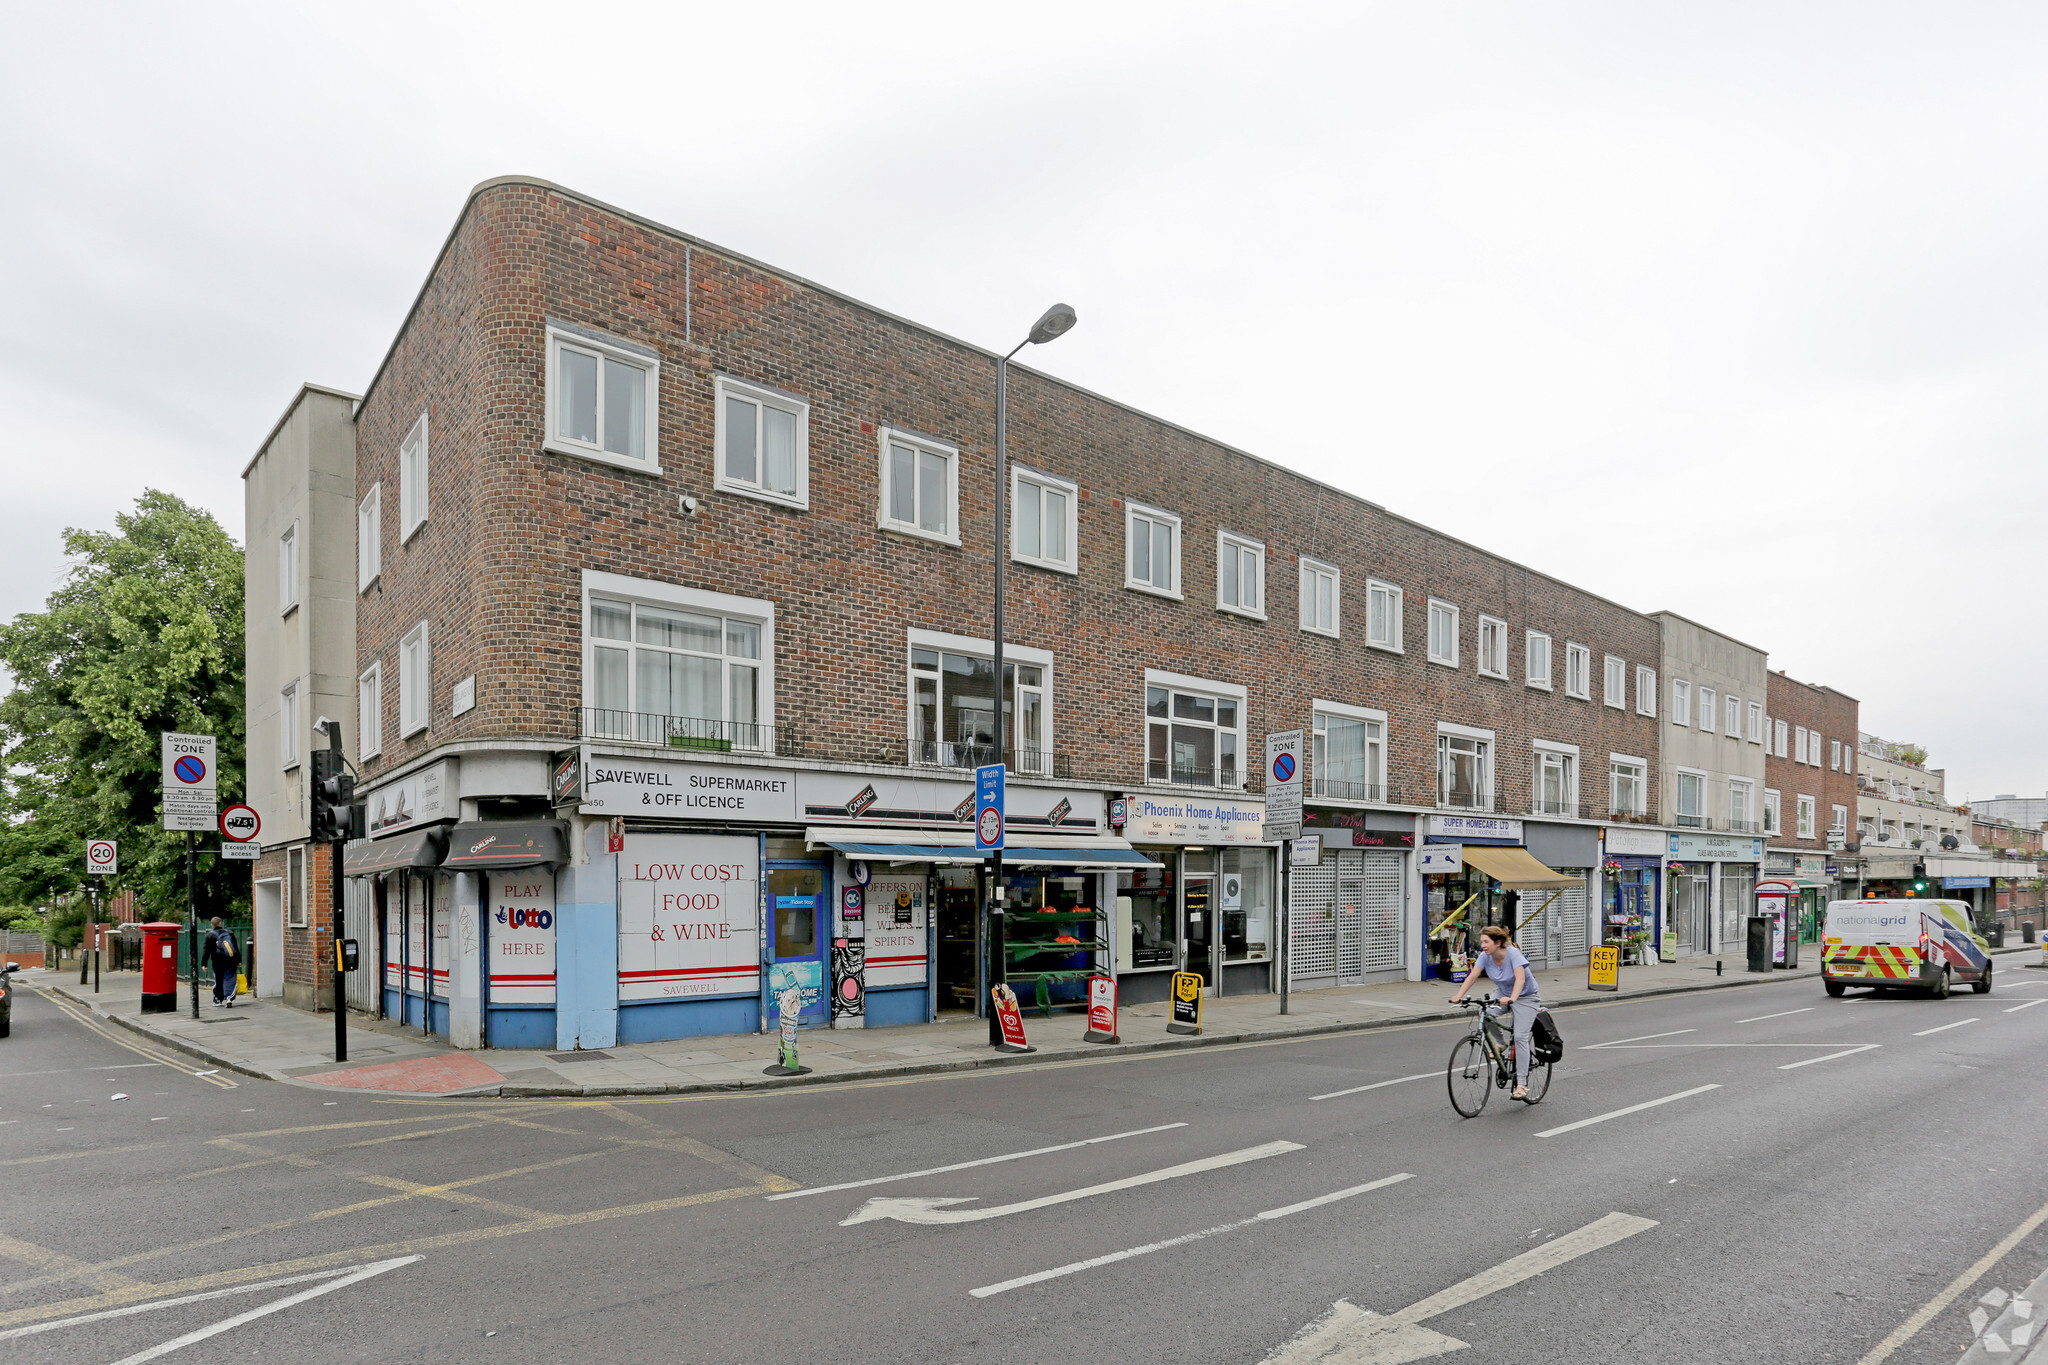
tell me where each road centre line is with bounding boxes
[970,1173,1413,1297]
[1534,1086,1721,1138]
[1914,1018,1981,1036]
[767,1122,1187,1200]
[106,1256,420,1365]
[1777,1045,1883,1070]
[1311,1072,1439,1102]
[0,1063,163,1080]
[1737,1008,1814,1024]
[0,1265,376,1341]
[1584,1029,1697,1049]
[2005,999,2048,1013]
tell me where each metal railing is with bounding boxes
[1674,813,1708,829]
[1145,759,1244,790]
[1438,789,1494,812]
[1313,777,1387,802]
[1529,798,1591,819]
[909,741,1069,779]
[1726,820,1761,834]
[1608,807,1656,824]
[581,708,783,754]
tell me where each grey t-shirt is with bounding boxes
[1476,944,1538,1002]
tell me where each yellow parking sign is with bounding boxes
[1588,945,1620,992]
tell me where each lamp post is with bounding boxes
[988,302,1077,1046]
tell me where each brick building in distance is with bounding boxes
[1761,671,1859,938]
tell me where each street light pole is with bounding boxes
[987,303,1077,1047]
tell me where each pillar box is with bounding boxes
[140,922,182,1013]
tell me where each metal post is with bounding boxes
[187,831,199,1018]
[1279,850,1290,1015]
[988,349,1011,1048]
[92,884,101,994]
[332,838,347,1062]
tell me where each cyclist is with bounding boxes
[1448,924,1540,1100]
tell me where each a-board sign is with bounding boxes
[1084,974,1119,1044]
[1588,945,1620,992]
[1167,970,1203,1035]
[85,839,117,876]
[991,983,1032,1051]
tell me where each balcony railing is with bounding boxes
[1674,813,1708,829]
[1529,798,1592,819]
[910,741,1070,780]
[1439,789,1494,812]
[1608,807,1656,824]
[1144,759,1244,790]
[1313,777,1388,802]
[1726,819,1761,834]
[581,708,784,754]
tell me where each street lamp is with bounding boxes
[988,303,1077,1047]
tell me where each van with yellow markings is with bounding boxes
[1821,899,1993,999]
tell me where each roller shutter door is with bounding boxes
[1362,851,1405,974]
[1291,858,1337,984]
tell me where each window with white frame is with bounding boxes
[546,326,658,473]
[586,577,772,749]
[1125,503,1181,597]
[1525,631,1552,690]
[1477,616,1509,678]
[357,485,381,591]
[1532,741,1577,816]
[1312,702,1385,801]
[1831,804,1848,832]
[280,682,299,769]
[1699,686,1717,732]
[1297,557,1337,636]
[1748,701,1764,743]
[1763,788,1782,835]
[1012,468,1076,573]
[1676,768,1706,826]
[1725,694,1741,736]
[1830,738,1842,771]
[1775,719,1789,757]
[909,635,1050,775]
[1794,726,1809,764]
[878,428,958,543]
[1145,672,1242,788]
[1437,725,1493,810]
[714,375,807,507]
[1427,600,1459,667]
[1604,655,1626,708]
[1672,678,1691,726]
[399,622,430,737]
[1610,755,1647,816]
[278,522,299,614]
[1797,794,1816,839]
[1367,580,1403,651]
[1565,643,1590,699]
[358,662,382,760]
[1729,778,1755,832]
[287,848,306,930]
[1637,665,1657,716]
[1810,733,1824,767]
[399,412,428,540]
[1217,531,1265,617]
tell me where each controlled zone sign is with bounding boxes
[85,839,117,876]
[161,732,217,831]
[1263,729,1304,842]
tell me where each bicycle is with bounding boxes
[1446,997,1552,1117]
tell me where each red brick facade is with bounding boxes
[251,841,336,1011]
[1764,672,1858,849]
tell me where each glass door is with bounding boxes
[766,863,829,1027]
[1182,850,1217,993]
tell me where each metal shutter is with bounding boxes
[1362,851,1405,973]
[1517,891,1551,967]
[1291,857,1337,982]
[1337,850,1365,980]
[1553,876,1590,962]
[343,875,377,1013]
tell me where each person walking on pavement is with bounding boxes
[201,917,239,1008]
[1448,924,1541,1100]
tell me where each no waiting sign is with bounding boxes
[85,839,117,876]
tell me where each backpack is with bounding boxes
[1531,1008,1564,1064]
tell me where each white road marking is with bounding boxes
[1914,1018,1980,1036]
[0,1267,375,1341]
[0,1063,162,1080]
[767,1122,1188,1200]
[1311,1072,1438,1102]
[1262,1212,1659,1362]
[1534,1086,1720,1138]
[970,1173,1413,1297]
[840,1139,1304,1226]
[1737,1007,1814,1024]
[1778,1044,1883,1070]
[1583,1029,1696,1049]
[101,1256,419,1364]
[2005,999,2048,1014]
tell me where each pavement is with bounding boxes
[35,944,2038,1098]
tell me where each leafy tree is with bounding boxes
[0,491,245,923]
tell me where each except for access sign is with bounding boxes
[975,763,1005,852]
[85,839,117,876]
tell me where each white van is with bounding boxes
[1820,898,1993,999]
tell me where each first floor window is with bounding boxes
[1437,729,1491,809]
[1127,505,1181,596]
[1368,580,1403,650]
[1013,470,1076,571]
[1676,770,1705,825]
[1797,795,1816,839]
[1764,788,1782,835]
[1525,631,1552,689]
[280,682,299,768]
[1699,686,1717,733]
[911,649,1047,773]
[716,376,806,505]
[1637,665,1657,716]
[287,848,306,929]
[1775,719,1789,756]
[1478,616,1508,678]
[1565,643,1590,698]
[1610,758,1646,816]
[1298,557,1336,635]
[1147,680,1241,787]
[1830,739,1842,770]
[1428,600,1458,665]
[1748,701,1764,743]
[1312,706,1384,800]
[1729,780,1754,831]
[1604,655,1626,707]
[881,430,957,540]
[1533,744,1576,816]
[551,329,655,467]
[358,663,383,759]
[400,622,430,737]
[1672,679,1692,727]
[589,594,766,746]
[1725,694,1741,736]
[1831,804,1849,832]
[1218,532,1265,616]
[1795,726,1809,764]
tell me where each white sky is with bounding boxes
[3,2,2043,800]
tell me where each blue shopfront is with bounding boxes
[1601,826,1666,961]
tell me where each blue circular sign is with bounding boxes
[1272,753,1296,783]
[173,755,207,785]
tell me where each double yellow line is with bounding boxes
[37,989,239,1089]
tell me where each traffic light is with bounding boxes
[309,730,360,842]
[1910,860,1929,897]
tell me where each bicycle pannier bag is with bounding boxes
[1531,1008,1564,1064]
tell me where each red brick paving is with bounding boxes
[300,1053,506,1093]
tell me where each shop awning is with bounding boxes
[1460,844,1581,890]
[342,825,448,877]
[442,820,570,871]
[815,841,985,866]
[810,837,1162,870]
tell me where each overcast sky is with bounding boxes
[3,2,2043,800]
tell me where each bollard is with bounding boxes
[1716,959,1724,977]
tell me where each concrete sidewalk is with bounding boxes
[30,945,1921,1099]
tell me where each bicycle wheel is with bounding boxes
[1520,1060,1553,1105]
[1447,1036,1491,1118]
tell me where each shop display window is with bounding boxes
[1221,848,1272,962]
[1120,858,1177,969]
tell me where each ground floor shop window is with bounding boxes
[934,866,982,1012]
[1002,871,1103,1013]
[1220,847,1272,962]
[1604,865,1656,961]
[1119,854,1178,969]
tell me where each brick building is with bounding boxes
[1762,671,1860,940]
[252,176,1718,1051]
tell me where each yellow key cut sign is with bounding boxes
[1587,945,1620,992]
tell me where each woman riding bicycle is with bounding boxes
[1448,925,1541,1100]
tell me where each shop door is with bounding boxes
[1183,873,1216,992]
[767,863,830,1027]
[1361,852,1405,975]
[1674,872,1710,953]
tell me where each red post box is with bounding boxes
[140,922,182,1013]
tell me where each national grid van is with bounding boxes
[1820,898,1993,999]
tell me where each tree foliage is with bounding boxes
[0,491,245,921]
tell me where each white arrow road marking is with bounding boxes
[1778,1044,1883,1070]
[2005,999,2048,1014]
[1737,1007,1814,1023]
[970,1174,1413,1297]
[102,1256,419,1364]
[1533,1085,1720,1138]
[1312,1073,1439,1102]
[840,1139,1304,1226]
[1262,1212,1658,1363]
[768,1122,1188,1200]
[1583,1029,1696,1049]
[1915,1018,1980,1036]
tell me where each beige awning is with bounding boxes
[1460,844,1582,890]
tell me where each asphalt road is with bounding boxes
[5,969,2048,1364]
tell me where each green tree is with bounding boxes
[0,490,245,923]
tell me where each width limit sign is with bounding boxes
[161,732,218,832]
